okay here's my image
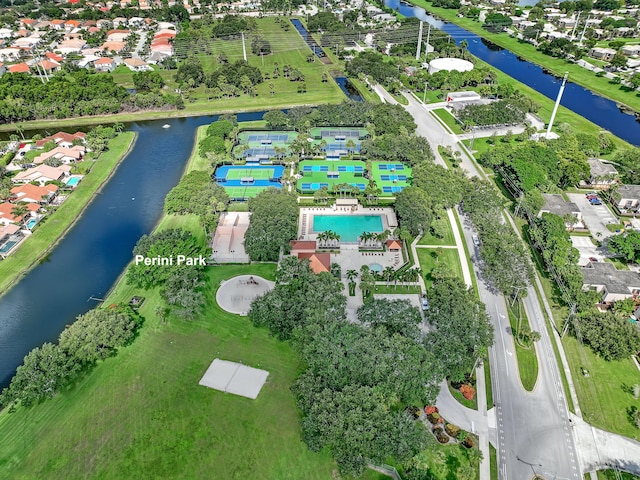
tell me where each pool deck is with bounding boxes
[298,205,398,242]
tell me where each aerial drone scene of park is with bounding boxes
[0,0,639,478]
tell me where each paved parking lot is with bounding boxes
[567,193,618,239]
[570,236,607,266]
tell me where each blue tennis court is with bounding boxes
[300,182,330,190]
[247,133,289,143]
[382,186,405,193]
[303,165,330,172]
[337,165,363,173]
[380,174,407,181]
[319,129,362,138]
[215,165,284,182]
[323,143,361,152]
[378,164,405,171]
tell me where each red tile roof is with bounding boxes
[386,240,402,250]
[297,252,331,274]
[8,63,29,73]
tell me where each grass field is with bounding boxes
[417,215,456,246]
[506,300,539,392]
[432,108,463,134]
[416,247,464,289]
[409,0,640,114]
[598,469,640,480]
[0,132,136,297]
[562,335,640,440]
[411,436,480,480]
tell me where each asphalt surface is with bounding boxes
[566,193,619,240]
[395,87,582,479]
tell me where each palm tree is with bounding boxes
[11,204,28,224]
[346,269,358,282]
[15,124,25,141]
[113,121,124,133]
[382,266,394,287]
[317,231,329,248]
[460,39,468,59]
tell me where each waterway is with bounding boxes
[385,0,640,146]
[0,112,265,389]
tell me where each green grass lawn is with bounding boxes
[506,301,539,392]
[490,444,498,480]
[348,77,382,104]
[431,108,463,134]
[408,0,640,114]
[0,262,339,479]
[0,132,136,297]
[373,283,421,295]
[416,247,464,289]
[598,469,640,480]
[562,335,640,440]
[411,437,479,480]
[418,215,455,246]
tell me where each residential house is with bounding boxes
[0,28,14,39]
[65,20,82,31]
[12,164,71,185]
[0,224,22,258]
[106,29,130,42]
[35,131,86,148]
[49,19,66,31]
[10,184,58,204]
[581,158,619,188]
[0,201,39,226]
[614,184,640,213]
[101,41,126,54]
[538,194,583,229]
[0,48,21,61]
[589,47,617,61]
[622,44,640,56]
[124,57,151,71]
[8,63,30,74]
[33,146,85,165]
[94,56,115,72]
[56,39,86,54]
[45,52,64,63]
[582,261,640,303]
[35,59,61,75]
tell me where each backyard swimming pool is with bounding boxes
[26,218,37,229]
[65,176,81,187]
[312,215,383,243]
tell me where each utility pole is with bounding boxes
[425,23,431,57]
[416,21,423,60]
[546,72,568,138]
[423,81,428,103]
[578,15,590,46]
[241,32,247,61]
[570,10,581,41]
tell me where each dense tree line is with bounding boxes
[362,134,434,166]
[0,70,181,124]
[126,229,209,320]
[0,305,142,409]
[250,258,448,476]
[607,231,640,264]
[456,99,528,129]
[244,189,299,261]
[164,170,229,232]
[424,276,494,383]
[461,179,533,299]
[572,310,640,361]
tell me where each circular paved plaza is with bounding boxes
[215,275,275,315]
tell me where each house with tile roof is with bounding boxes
[10,184,58,205]
[13,165,71,185]
[35,131,86,149]
[34,146,85,165]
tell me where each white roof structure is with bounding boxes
[428,58,474,74]
[199,359,269,400]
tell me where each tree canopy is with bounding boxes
[244,189,299,261]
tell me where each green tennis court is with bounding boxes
[225,168,275,180]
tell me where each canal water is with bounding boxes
[386,0,640,146]
[0,112,264,388]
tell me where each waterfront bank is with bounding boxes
[406,0,640,114]
[0,132,136,297]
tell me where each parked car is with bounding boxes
[421,297,429,311]
[472,234,481,246]
[589,199,602,205]
[588,257,598,263]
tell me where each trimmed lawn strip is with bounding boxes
[506,300,539,392]
[490,444,498,480]
[417,210,455,246]
[452,209,479,296]
[597,469,640,480]
[411,440,480,480]
[432,108,463,134]
[373,284,421,294]
[484,355,494,408]
[0,132,136,297]
[416,247,464,289]
[349,77,383,104]
[408,0,640,114]
[562,335,640,440]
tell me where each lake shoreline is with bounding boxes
[0,132,138,299]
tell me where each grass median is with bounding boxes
[0,132,136,297]
[506,300,539,392]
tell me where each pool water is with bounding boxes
[313,215,383,243]
[369,263,383,273]
[26,219,37,229]
[66,177,80,187]
[0,241,17,254]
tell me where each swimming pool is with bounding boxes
[312,215,383,243]
[26,218,37,229]
[66,176,81,187]
[369,263,383,273]
[0,241,17,254]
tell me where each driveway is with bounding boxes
[567,193,619,239]
[570,236,607,266]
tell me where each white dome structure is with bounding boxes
[428,58,474,75]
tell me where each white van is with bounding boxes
[472,235,480,247]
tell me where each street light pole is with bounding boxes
[423,82,428,103]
